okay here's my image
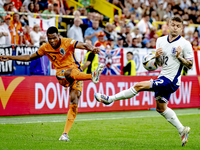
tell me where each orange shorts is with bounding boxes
[56,68,83,92]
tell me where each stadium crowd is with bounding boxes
[0,0,200,51]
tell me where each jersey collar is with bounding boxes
[167,35,181,43]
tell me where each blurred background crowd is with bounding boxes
[0,0,200,50]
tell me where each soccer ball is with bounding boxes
[142,53,158,71]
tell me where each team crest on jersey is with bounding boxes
[59,48,65,56]
[171,47,176,55]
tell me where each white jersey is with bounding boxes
[156,35,193,85]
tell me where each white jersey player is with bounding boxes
[157,35,193,87]
[94,16,193,147]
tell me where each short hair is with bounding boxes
[47,26,58,35]
[127,51,133,55]
[170,16,183,24]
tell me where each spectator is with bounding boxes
[67,18,84,42]
[11,0,22,11]
[192,30,199,41]
[107,37,114,49]
[79,7,88,16]
[125,25,131,35]
[180,0,190,10]
[127,12,137,30]
[3,14,11,45]
[19,6,29,26]
[123,51,136,76]
[104,22,118,44]
[183,20,195,38]
[28,2,35,13]
[157,1,165,21]
[130,26,142,39]
[82,12,93,28]
[131,38,138,48]
[124,33,132,47]
[113,14,120,27]
[30,24,42,46]
[66,10,82,28]
[81,12,93,36]
[149,10,157,24]
[10,12,23,45]
[0,18,8,45]
[150,38,156,49]
[73,10,81,18]
[84,20,104,45]
[0,3,8,21]
[114,36,124,48]
[22,25,33,46]
[34,3,42,16]
[123,7,131,19]
[94,31,108,49]
[142,39,151,48]
[137,12,153,35]
[37,0,48,10]
[191,39,200,51]
[42,3,55,19]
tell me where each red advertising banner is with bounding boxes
[0,76,200,116]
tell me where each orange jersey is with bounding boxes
[37,38,81,71]
[10,20,22,45]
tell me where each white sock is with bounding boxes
[108,87,138,102]
[160,107,184,134]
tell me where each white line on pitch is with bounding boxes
[0,112,199,125]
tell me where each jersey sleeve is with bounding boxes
[36,44,46,57]
[183,41,194,60]
[66,38,78,50]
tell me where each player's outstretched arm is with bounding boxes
[75,41,100,54]
[0,53,41,62]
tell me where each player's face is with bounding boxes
[169,20,183,37]
[47,33,59,48]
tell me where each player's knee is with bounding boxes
[58,80,67,87]
[64,69,72,79]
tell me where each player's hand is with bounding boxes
[0,55,9,61]
[175,46,182,58]
[92,47,100,54]
[155,47,163,58]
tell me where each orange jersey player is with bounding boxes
[0,26,103,141]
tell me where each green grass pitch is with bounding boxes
[0,108,200,150]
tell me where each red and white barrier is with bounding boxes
[0,76,200,116]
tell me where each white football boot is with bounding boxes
[92,64,103,84]
[180,127,190,146]
[59,133,70,141]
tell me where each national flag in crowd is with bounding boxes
[98,48,122,75]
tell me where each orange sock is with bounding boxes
[71,69,92,80]
[63,104,78,134]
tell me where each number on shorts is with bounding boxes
[154,79,164,85]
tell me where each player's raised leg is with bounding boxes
[94,80,150,105]
[65,64,103,84]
